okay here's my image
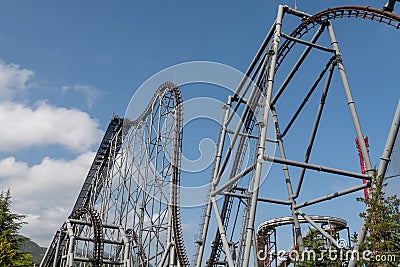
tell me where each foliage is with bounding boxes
[293,173,400,266]
[295,228,342,267]
[0,190,26,248]
[0,238,17,266]
[0,190,32,266]
[356,174,400,266]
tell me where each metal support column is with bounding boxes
[270,107,304,249]
[327,26,376,266]
[293,60,336,198]
[349,100,400,267]
[327,23,373,174]
[243,5,285,267]
[196,97,232,267]
[212,197,235,267]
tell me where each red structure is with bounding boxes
[355,137,370,204]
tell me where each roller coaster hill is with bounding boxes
[40,2,400,267]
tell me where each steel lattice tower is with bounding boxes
[41,82,189,267]
[194,5,400,267]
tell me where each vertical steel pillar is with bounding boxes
[65,221,75,267]
[327,23,373,174]
[196,97,232,267]
[270,107,303,250]
[242,5,284,267]
[328,21,394,267]
[377,100,400,177]
[212,197,235,267]
[349,100,400,267]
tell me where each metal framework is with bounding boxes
[40,4,400,267]
[256,215,349,267]
[194,5,400,267]
[40,82,189,267]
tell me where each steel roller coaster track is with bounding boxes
[41,82,189,267]
[40,4,400,267]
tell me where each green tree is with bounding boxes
[0,190,32,266]
[356,174,400,266]
[0,238,17,266]
[295,228,342,267]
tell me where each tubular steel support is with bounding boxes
[280,57,335,139]
[243,5,285,267]
[283,5,312,18]
[212,163,256,197]
[263,155,370,180]
[377,100,400,177]
[42,5,400,267]
[350,100,400,267]
[281,32,335,53]
[223,192,292,206]
[293,60,336,198]
[212,197,235,267]
[295,182,370,209]
[218,51,270,181]
[271,25,327,106]
[196,97,233,267]
[328,22,373,174]
[270,107,304,249]
[296,211,341,249]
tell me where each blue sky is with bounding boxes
[0,0,399,260]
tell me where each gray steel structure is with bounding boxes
[194,5,400,267]
[40,5,400,267]
[40,82,189,267]
[256,215,348,267]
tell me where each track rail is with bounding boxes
[69,208,104,267]
[162,82,190,267]
[41,82,189,267]
[40,118,123,267]
[207,92,262,266]
[256,216,347,267]
[126,81,189,266]
[277,6,400,70]
[73,117,124,212]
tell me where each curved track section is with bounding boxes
[123,81,189,266]
[68,208,105,267]
[90,81,189,266]
[257,215,347,235]
[40,118,123,267]
[256,216,347,267]
[41,82,189,267]
[277,6,400,70]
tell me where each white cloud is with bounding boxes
[0,61,33,99]
[0,59,107,247]
[62,84,103,109]
[0,101,103,153]
[0,152,96,246]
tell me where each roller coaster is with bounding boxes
[40,3,400,267]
